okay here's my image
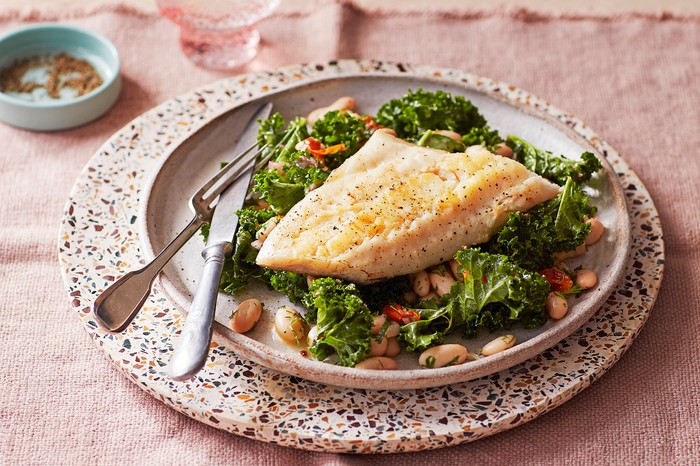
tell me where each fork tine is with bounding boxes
[194,120,297,210]
[194,141,262,200]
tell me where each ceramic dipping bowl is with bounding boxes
[0,24,121,131]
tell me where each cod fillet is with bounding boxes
[256,130,560,284]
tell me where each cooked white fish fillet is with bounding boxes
[256,130,560,284]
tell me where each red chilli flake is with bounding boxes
[539,268,574,292]
[383,304,420,325]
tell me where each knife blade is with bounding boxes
[167,102,273,381]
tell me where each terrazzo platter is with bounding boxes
[58,60,664,453]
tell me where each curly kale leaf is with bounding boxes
[461,125,503,151]
[258,114,309,164]
[217,207,276,294]
[400,249,549,352]
[252,161,328,214]
[487,178,598,271]
[376,89,487,141]
[506,135,602,186]
[260,269,308,304]
[311,110,372,169]
[305,278,373,366]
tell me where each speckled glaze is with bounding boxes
[58,60,664,453]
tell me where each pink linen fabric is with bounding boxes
[1,3,698,464]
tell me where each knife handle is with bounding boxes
[93,216,203,332]
[167,241,233,381]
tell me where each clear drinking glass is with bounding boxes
[156,0,280,70]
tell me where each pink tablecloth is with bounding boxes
[1,2,698,464]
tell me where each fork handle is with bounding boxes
[92,216,203,332]
[167,241,233,381]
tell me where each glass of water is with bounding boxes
[157,0,280,70]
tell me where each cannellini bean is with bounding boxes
[306,275,318,288]
[371,314,387,335]
[370,336,389,357]
[256,217,280,245]
[419,290,439,303]
[449,259,463,282]
[430,268,457,297]
[546,293,569,320]
[274,306,307,345]
[555,243,587,261]
[585,217,605,245]
[434,129,462,141]
[306,325,320,347]
[384,321,401,339]
[384,337,401,357]
[419,344,469,368]
[576,269,598,289]
[494,143,514,158]
[229,298,262,333]
[481,334,516,356]
[411,270,431,297]
[307,96,357,126]
[355,356,397,370]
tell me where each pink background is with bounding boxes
[1,3,698,464]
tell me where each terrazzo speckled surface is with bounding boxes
[58,60,664,453]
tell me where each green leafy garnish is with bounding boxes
[400,249,549,352]
[506,135,602,186]
[305,278,373,366]
[311,110,371,168]
[376,89,488,141]
[487,178,597,271]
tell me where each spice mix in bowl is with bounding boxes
[0,24,121,131]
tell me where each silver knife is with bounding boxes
[167,103,273,381]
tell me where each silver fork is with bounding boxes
[92,141,274,332]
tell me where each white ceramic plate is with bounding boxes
[59,60,662,452]
[139,71,630,390]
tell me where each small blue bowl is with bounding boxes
[0,24,121,131]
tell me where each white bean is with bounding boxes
[546,293,569,320]
[585,217,605,245]
[370,336,389,357]
[229,299,262,334]
[481,334,516,356]
[576,269,598,289]
[554,243,587,261]
[274,306,307,345]
[494,143,514,158]
[371,314,387,335]
[306,275,318,288]
[419,344,469,368]
[355,356,397,370]
[306,325,320,347]
[411,270,431,297]
[430,268,457,297]
[384,337,401,357]
[434,129,462,141]
[419,290,439,303]
[256,217,279,245]
[384,321,401,339]
[306,96,357,126]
